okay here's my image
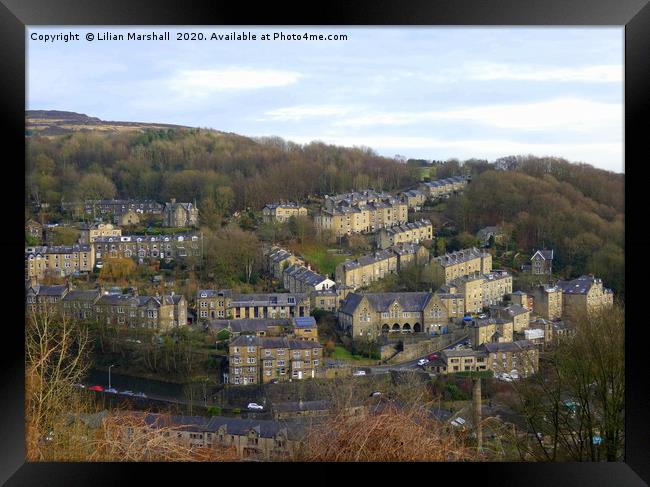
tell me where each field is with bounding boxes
[290,243,351,276]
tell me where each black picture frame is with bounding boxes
[2,0,648,484]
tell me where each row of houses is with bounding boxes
[431,247,493,283]
[196,290,311,321]
[335,243,429,290]
[25,283,187,331]
[376,219,433,249]
[25,233,202,280]
[314,190,408,238]
[417,176,469,199]
[60,199,199,227]
[262,202,308,223]
[117,412,305,460]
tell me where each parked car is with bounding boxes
[352,370,366,376]
[105,388,118,394]
[427,353,439,361]
[87,385,104,392]
[73,383,86,389]
[417,358,429,366]
[247,403,264,410]
[270,379,279,384]
[120,390,135,396]
[369,391,382,397]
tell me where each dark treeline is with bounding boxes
[26,129,419,212]
[443,156,624,295]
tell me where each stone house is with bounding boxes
[376,219,433,249]
[469,317,514,347]
[282,264,335,294]
[163,199,199,227]
[228,293,310,320]
[489,304,531,333]
[555,275,614,317]
[25,244,94,281]
[399,189,427,210]
[431,247,492,283]
[530,249,554,275]
[197,289,233,321]
[120,412,303,461]
[432,349,489,374]
[292,316,318,342]
[266,247,305,280]
[92,234,202,262]
[418,176,468,199]
[337,291,450,339]
[530,284,563,321]
[228,335,323,385]
[80,222,121,244]
[262,203,308,223]
[480,340,539,378]
[206,319,291,338]
[315,192,408,237]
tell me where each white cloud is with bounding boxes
[167,68,301,97]
[334,98,622,132]
[467,63,622,83]
[259,105,356,122]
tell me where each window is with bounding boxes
[313,360,319,366]
[148,310,156,319]
[247,346,256,353]
[247,357,256,364]
[277,360,285,366]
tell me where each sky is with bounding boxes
[27,27,624,173]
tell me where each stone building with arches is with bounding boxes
[337,291,451,339]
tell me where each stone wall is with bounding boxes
[387,329,468,363]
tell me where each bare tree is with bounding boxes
[25,305,92,460]
[504,304,624,461]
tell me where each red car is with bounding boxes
[427,353,439,361]
[88,385,104,392]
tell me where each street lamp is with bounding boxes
[108,364,117,389]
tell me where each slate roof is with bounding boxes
[340,292,432,315]
[382,219,432,236]
[442,349,487,359]
[264,202,305,210]
[25,244,91,255]
[229,293,308,307]
[197,289,233,299]
[531,249,554,260]
[207,319,289,333]
[490,304,529,317]
[62,289,101,302]
[481,340,537,353]
[293,316,317,328]
[29,284,68,297]
[433,247,489,267]
[93,234,199,243]
[340,249,396,270]
[556,275,603,295]
[229,335,323,350]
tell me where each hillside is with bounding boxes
[25,111,418,211]
[26,110,191,136]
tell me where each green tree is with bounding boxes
[77,173,117,201]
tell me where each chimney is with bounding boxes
[171,198,176,204]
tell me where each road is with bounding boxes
[361,334,469,375]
